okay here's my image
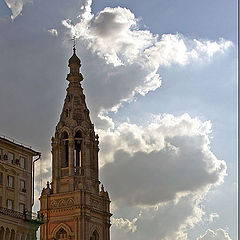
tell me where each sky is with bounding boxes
[0,0,237,240]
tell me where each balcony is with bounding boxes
[0,207,44,225]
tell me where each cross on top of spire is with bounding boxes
[72,36,76,53]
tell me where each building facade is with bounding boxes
[39,48,111,240]
[0,136,42,239]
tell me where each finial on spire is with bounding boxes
[72,36,76,54]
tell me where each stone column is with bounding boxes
[75,217,79,240]
[68,139,74,176]
[85,140,91,178]
[52,141,58,194]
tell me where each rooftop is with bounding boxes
[0,135,40,156]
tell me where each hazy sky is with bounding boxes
[0,0,237,240]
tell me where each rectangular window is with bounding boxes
[8,152,14,164]
[7,175,14,188]
[19,203,25,213]
[20,179,26,192]
[19,156,26,169]
[0,148,2,160]
[7,199,13,210]
[0,172,3,185]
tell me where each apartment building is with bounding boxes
[0,136,42,239]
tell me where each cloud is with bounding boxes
[4,0,32,19]
[48,28,58,36]
[100,114,226,207]
[112,213,141,233]
[0,0,233,239]
[63,4,232,67]
[208,213,220,222]
[111,195,205,240]
[196,229,232,240]
[62,1,233,115]
[97,114,228,239]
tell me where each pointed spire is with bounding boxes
[73,36,76,53]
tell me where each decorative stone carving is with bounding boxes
[50,198,75,209]
[90,198,101,210]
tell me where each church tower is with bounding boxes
[39,47,111,240]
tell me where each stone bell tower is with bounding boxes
[39,47,111,240]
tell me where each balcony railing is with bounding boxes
[0,207,43,224]
[61,167,69,177]
[74,167,84,176]
[61,167,84,177]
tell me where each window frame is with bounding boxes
[7,175,14,188]
[19,156,26,169]
[8,152,14,164]
[19,203,25,213]
[7,199,13,210]
[19,179,26,192]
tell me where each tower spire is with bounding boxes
[39,49,111,240]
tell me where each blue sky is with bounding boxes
[0,0,237,239]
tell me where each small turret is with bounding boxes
[67,47,83,82]
[68,48,81,67]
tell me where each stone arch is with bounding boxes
[51,223,73,239]
[59,127,72,139]
[90,230,99,240]
[73,126,84,137]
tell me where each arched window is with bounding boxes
[56,228,68,240]
[10,230,15,240]
[90,230,99,240]
[61,131,69,168]
[65,109,69,118]
[74,131,82,168]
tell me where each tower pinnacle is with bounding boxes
[39,49,111,240]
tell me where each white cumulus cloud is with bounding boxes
[4,0,32,19]
[197,228,232,240]
[98,113,227,239]
[112,214,141,233]
[100,114,226,207]
[62,0,233,114]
